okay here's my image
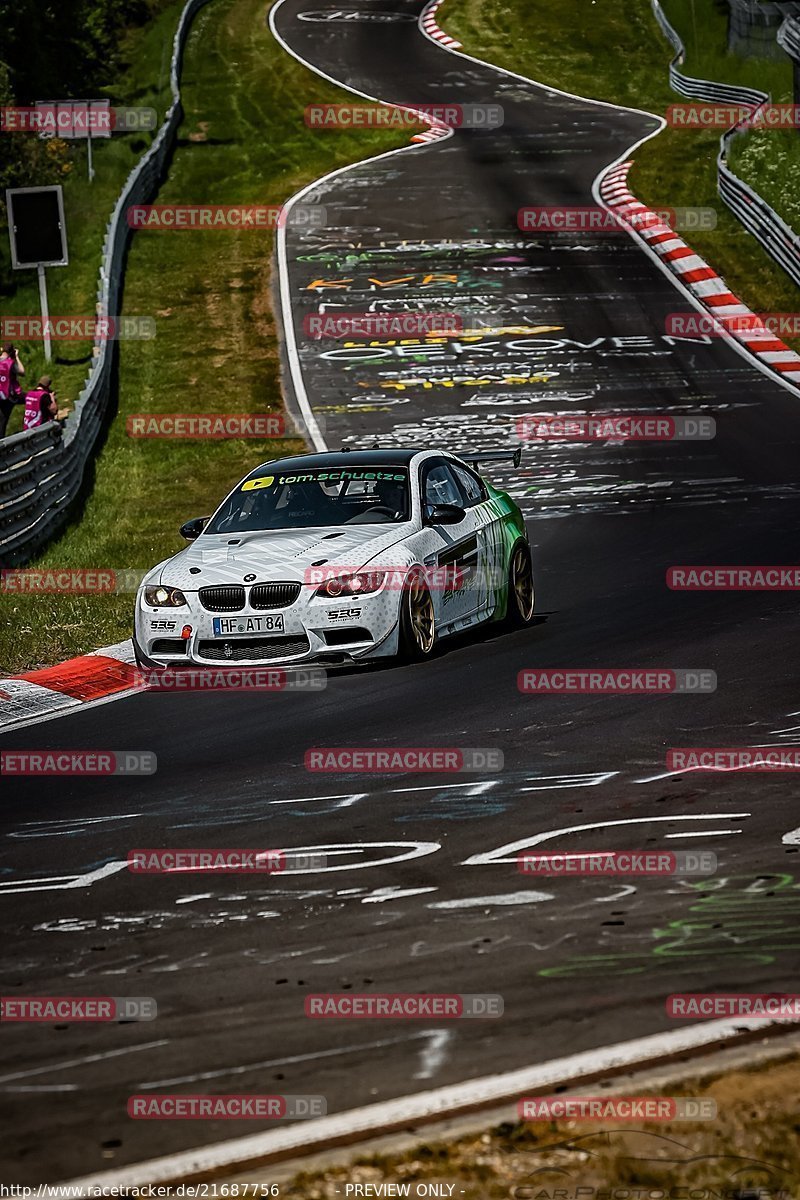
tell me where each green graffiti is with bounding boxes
[539,874,800,978]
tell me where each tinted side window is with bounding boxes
[423,462,463,509]
[451,463,486,507]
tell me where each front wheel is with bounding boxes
[398,570,436,661]
[503,541,535,628]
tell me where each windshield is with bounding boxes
[205,466,411,534]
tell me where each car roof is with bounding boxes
[245,449,428,475]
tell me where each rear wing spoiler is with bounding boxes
[459,448,522,471]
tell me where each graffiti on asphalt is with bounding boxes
[538,874,800,976]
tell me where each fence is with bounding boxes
[778,14,800,101]
[0,0,211,566]
[651,0,800,291]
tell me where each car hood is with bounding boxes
[156,524,417,589]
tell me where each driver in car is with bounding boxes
[370,477,406,520]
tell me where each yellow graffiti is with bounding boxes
[337,325,563,348]
[359,374,554,391]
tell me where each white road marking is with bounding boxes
[269,793,369,807]
[463,814,750,865]
[519,772,618,791]
[362,886,438,903]
[0,860,128,895]
[139,1032,444,1089]
[0,1084,79,1093]
[8,814,142,840]
[414,1030,452,1080]
[664,829,741,838]
[593,884,637,903]
[0,1040,169,1086]
[428,891,553,908]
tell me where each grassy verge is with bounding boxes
[0,1,187,429]
[442,0,800,341]
[279,1053,800,1197]
[0,0,417,675]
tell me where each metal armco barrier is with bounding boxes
[652,0,800,291]
[777,14,800,102]
[0,0,211,566]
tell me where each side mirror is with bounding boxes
[180,516,209,541]
[425,503,466,526]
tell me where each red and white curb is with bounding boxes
[0,640,138,729]
[408,106,451,144]
[420,0,462,49]
[600,161,800,386]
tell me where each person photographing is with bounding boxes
[23,376,68,431]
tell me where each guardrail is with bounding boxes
[0,0,211,566]
[651,0,800,290]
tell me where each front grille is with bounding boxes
[250,581,301,609]
[197,634,310,662]
[151,639,187,656]
[199,585,245,612]
[323,628,373,647]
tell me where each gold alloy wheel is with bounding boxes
[408,574,435,653]
[511,544,534,621]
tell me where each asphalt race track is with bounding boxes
[3,0,800,1182]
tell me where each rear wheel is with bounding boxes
[398,570,436,661]
[503,541,535,628]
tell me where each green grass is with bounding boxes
[0,1,188,428]
[442,0,800,342]
[0,0,417,674]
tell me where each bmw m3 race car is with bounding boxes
[133,448,535,668]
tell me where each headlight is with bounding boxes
[315,571,386,598]
[144,585,188,607]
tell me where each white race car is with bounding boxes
[133,448,535,668]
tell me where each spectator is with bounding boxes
[0,342,26,438]
[23,375,64,431]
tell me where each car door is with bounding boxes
[449,460,501,618]
[420,459,485,628]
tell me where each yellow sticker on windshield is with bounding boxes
[241,475,275,491]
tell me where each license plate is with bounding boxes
[213,614,285,636]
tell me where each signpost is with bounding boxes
[6,186,69,363]
[34,100,112,182]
